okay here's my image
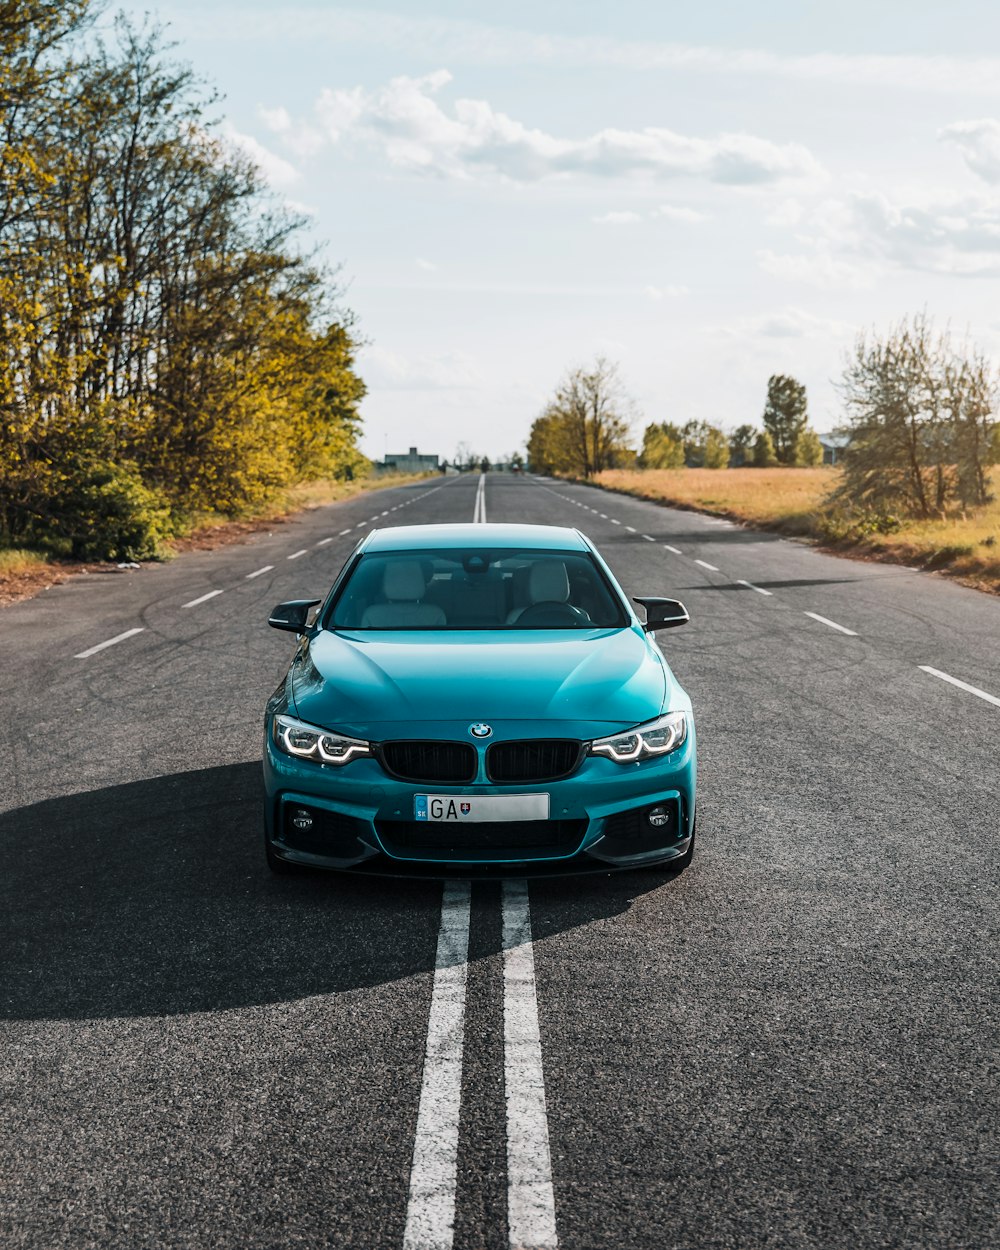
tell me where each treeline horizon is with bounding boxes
[527,320,1000,523]
[1,2,367,560]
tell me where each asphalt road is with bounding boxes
[1,473,997,1250]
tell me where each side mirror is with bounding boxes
[268,599,322,635]
[633,596,689,632]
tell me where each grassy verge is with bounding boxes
[0,471,436,607]
[593,467,1000,595]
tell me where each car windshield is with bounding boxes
[327,547,627,630]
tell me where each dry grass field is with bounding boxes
[594,467,1000,594]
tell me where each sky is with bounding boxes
[112,0,1000,463]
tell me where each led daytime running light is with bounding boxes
[273,714,372,765]
[590,712,687,763]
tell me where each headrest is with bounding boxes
[528,560,570,603]
[383,560,426,602]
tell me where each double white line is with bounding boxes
[403,881,557,1250]
[473,474,488,524]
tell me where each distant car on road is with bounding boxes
[263,523,696,874]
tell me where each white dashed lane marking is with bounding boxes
[182,589,224,608]
[287,550,307,560]
[694,559,719,572]
[737,579,773,596]
[919,666,1000,708]
[315,537,333,546]
[804,611,858,636]
[74,627,145,659]
[641,534,655,542]
[245,566,273,580]
[663,545,682,555]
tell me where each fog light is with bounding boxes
[291,808,314,831]
[647,805,670,828]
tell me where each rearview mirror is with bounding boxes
[633,596,689,632]
[268,599,322,634]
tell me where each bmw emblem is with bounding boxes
[469,722,492,738]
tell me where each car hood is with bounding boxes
[290,627,676,740]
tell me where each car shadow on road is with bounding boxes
[0,762,672,1021]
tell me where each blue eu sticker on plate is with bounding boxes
[415,795,428,821]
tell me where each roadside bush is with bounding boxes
[814,506,902,543]
[53,462,173,561]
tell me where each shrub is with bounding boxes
[54,463,173,561]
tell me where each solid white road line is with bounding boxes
[402,882,472,1250]
[74,627,144,659]
[288,549,307,560]
[919,666,1000,708]
[182,589,224,608]
[474,473,487,523]
[663,545,682,555]
[503,879,558,1250]
[804,611,857,636]
[316,537,333,546]
[245,565,273,580]
[694,559,719,572]
[737,579,773,596]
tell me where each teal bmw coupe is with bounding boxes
[263,523,696,874]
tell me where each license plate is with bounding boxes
[415,794,550,823]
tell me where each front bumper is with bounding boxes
[262,724,696,874]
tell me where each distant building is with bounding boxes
[819,432,850,465]
[378,446,440,474]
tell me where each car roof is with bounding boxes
[362,522,590,553]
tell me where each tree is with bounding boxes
[704,427,730,469]
[837,315,998,517]
[752,430,778,466]
[792,428,824,467]
[729,424,757,467]
[640,422,684,469]
[680,420,728,468]
[480,456,491,473]
[527,358,634,477]
[763,375,809,464]
[0,8,367,554]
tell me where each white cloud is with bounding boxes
[644,284,690,300]
[361,345,481,390]
[302,71,825,186]
[652,204,707,223]
[258,103,325,157]
[939,119,1000,183]
[193,10,1000,96]
[824,190,1000,275]
[725,307,855,340]
[765,198,805,228]
[594,210,642,225]
[220,122,299,188]
[757,248,874,289]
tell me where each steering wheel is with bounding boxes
[516,601,590,626]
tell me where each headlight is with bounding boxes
[272,713,372,765]
[589,711,687,763]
